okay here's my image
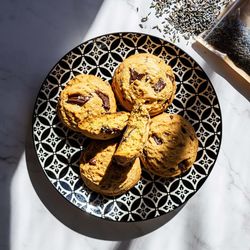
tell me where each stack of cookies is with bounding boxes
[57,53,198,197]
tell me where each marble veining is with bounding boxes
[0,0,250,250]
[223,150,250,203]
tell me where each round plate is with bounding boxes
[32,32,222,222]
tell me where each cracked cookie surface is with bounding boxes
[140,113,198,177]
[113,105,150,166]
[77,111,130,140]
[80,139,141,196]
[112,53,176,116]
[57,74,117,131]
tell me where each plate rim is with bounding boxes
[31,31,223,223]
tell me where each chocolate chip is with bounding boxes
[153,78,166,92]
[89,158,97,165]
[95,90,110,111]
[129,68,145,83]
[152,134,163,145]
[67,94,91,106]
[169,115,173,119]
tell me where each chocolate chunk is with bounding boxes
[152,134,163,145]
[67,94,91,106]
[136,73,145,80]
[95,90,110,111]
[178,159,189,171]
[101,126,120,134]
[153,78,166,92]
[129,68,145,83]
[89,158,97,165]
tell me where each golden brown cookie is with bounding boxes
[140,113,198,177]
[80,139,142,196]
[112,53,176,116]
[57,74,117,132]
[77,111,130,140]
[113,105,150,166]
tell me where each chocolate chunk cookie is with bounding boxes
[57,74,117,132]
[112,53,176,116]
[113,105,150,166]
[80,139,142,196]
[77,111,130,140]
[140,113,198,177]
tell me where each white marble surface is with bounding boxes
[1,0,250,249]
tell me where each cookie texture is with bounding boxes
[80,139,142,196]
[113,105,150,166]
[140,113,198,177]
[112,53,176,116]
[77,111,130,140]
[57,74,117,131]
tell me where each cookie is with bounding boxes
[80,139,141,196]
[140,113,198,177]
[77,111,130,140]
[112,53,176,116]
[57,74,117,132]
[113,105,150,166]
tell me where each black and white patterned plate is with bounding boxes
[32,32,222,222]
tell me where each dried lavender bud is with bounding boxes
[139,0,231,42]
[204,2,250,75]
[95,90,110,111]
[67,94,91,106]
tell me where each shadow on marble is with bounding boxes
[25,128,185,240]
[192,42,250,102]
[0,0,103,249]
[113,241,133,250]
